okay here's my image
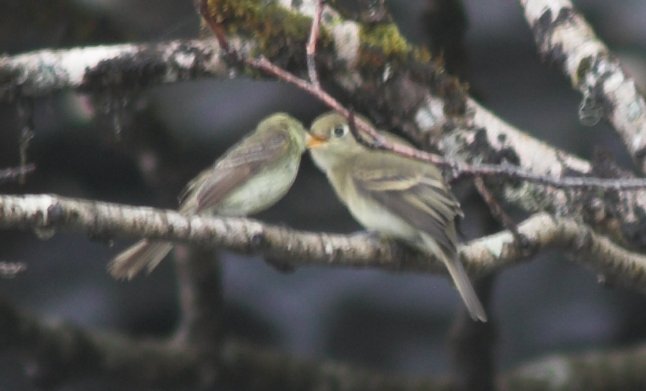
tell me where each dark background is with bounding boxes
[1,0,646,388]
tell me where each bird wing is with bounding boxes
[351,154,487,321]
[350,153,462,255]
[180,129,290,213]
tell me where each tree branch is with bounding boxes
[519,0,646,173]
[0,163,36,184]
[1,194,646,292]
[0,39,225,100]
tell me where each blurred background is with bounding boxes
[1,0,646,389]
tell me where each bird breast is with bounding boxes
[340,175,419,241]
[216,156,299,216]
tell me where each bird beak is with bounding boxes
[306,133,327,148]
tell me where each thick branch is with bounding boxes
[520,0,646,173]
[0,39,225,100]
[1,194,646,292]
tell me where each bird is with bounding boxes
[109,113,307,280]
[307,111,486,322]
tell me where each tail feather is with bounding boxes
[442,251,487,322]
[108,240,173,280]
[421,234,487,322]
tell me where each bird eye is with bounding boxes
[332,125,347,138]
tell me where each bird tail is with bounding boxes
[421,234,487,322]
[108,240,173,280]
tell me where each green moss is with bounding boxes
[358,23,431,68]
[205,0,321,58]
[360,24,409,57]
[202,0,464,116]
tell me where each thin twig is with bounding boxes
[306,0,324,87]
[0,262,27,278]
[0,163,36,184]
[17,98,34,184]
[473,177,523,241]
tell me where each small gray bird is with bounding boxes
[109,113,307,280]
[307,112,486,322]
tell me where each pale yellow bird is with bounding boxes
[307,112,486,322]
[109,113,307,279]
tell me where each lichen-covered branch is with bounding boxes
[0,39,225,100]
[1,194,646,292]
[519,0,646,174]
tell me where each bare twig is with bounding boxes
[473,177,526,243]
[1,194,646,291]
[306,0,324,87]
[519,0,646,173]
[17,98,34,184]
[0,261,27,278]
[0,163,36,184]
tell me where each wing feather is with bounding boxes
[180,129,290,213]
[350,153,461,255]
